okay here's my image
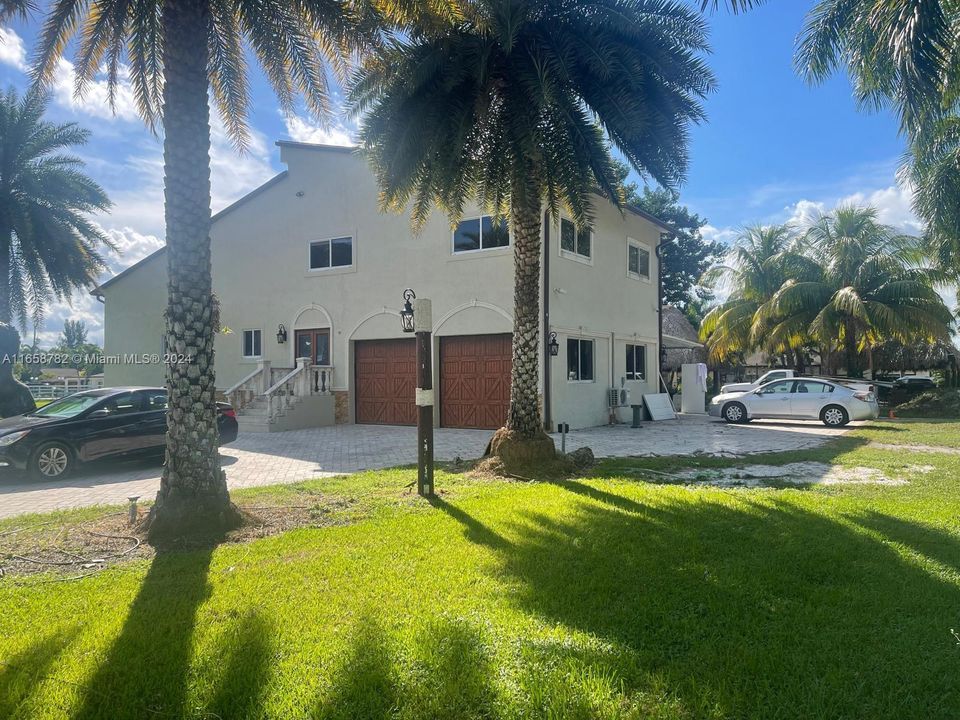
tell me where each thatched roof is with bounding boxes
[661,305,706,370]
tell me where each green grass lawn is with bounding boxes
[2,423,960,719]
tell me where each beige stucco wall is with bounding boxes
[546,201,662,428]
[101,144,663,429]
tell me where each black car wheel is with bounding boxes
[30,441,74,480]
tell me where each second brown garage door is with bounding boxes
[440,334,512,429]
[355,339,417,425]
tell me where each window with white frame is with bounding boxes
[567,338,594,381]
[309,236,353,270]
[626,344,646,381]
[453,216,510,253]
[559,218,592,260]
[241,329,262,359]
[627,238,650,280]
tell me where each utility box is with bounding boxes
[681,363,708,414]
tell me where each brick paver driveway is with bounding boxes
[0,416,853,519]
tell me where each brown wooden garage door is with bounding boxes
[440,334,512,429]
[355,339,417,425]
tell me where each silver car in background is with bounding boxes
[709,377,880,427]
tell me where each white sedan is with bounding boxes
[709,377,880,427]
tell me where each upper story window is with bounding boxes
[453,216,510,253]
[627,238,650,280]
[567,338,594,382]
[309,236,353,270]
[626,344,646,381]
[560,218,592,262]
[242,329,262,359]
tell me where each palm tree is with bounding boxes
[0,88,112,330]
[761,206,954,377]
[350,0,713,458]
[700,225,800,365]
[0,1,32,19]
[31,0,387,538]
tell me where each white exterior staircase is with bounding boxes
[224,358,336,433]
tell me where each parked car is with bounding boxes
[709,377,880,427]
[0,387,238,479]
[720,369,796,394]
[892,376,937,393]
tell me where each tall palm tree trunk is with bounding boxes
[843,318,862,378]
[506,196,543,437]
[148,0,237,537]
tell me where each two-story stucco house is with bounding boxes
[94,141,673,431]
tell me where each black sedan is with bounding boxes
[0,387,239,480]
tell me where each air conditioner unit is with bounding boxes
[608,388,630,408]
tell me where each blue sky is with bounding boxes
[0,3,920,345]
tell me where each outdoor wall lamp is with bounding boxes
[400,289,416,333]
[277,324,288,344]
[547,331,560,357]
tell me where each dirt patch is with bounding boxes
[627,462,931,488]
[0,495,366,580]
[870,442,960,455]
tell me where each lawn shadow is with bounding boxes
[204,610,274,719]
[848,510,960,575]
[439,486,960,718]
[0,626,79,718]
[316,614,495,720]
[71,549,214,720]
[428,496,511,551]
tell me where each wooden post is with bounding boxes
[414,298,434,496]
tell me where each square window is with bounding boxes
[310,237,353,270]
[626,344,646,381]
[482,216,510,249]
[627,239,650,279]
[242,329,262,358]
[560,218,591,260]
[454,218,482,252]
[567,338,594,382]
[454,216,510,253]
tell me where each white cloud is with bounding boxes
[0,26,26,70]
[283,113,355,147]
[701,224,739,247]
[49,58,141,122]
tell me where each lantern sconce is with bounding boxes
[400,289,416,333]
[277,324,288,344]
[547,331,560,357]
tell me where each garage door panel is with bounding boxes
[440,334,511,429]
[355,339,417,425]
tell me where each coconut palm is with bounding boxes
[797,0,960,133]
[0,1,32,19]
[350,0,713,457]
[700,224,802,365]
[760,206,954,377]
[31,0,392,538]
[0,88,112,330]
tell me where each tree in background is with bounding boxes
[700,224,799,365]
[0,89,112,331]
[32,0,394,539]
[615,161,722,319]
[352,0,714,462]
[60,319,88,349]
[758,206,954,377]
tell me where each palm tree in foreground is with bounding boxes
[32,0,381,539]
[760,206,954,377]
[351,0,713,460]
[0,88,112,330]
